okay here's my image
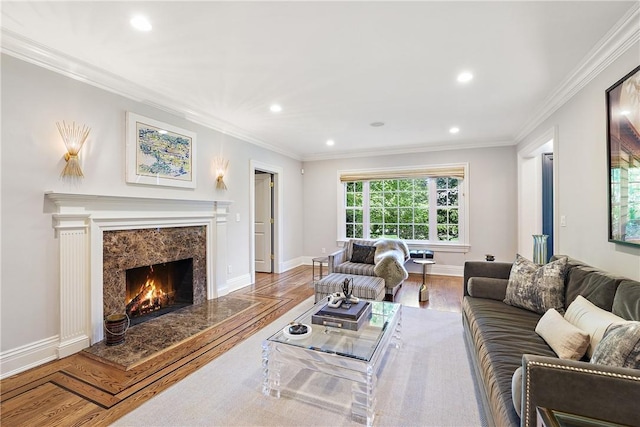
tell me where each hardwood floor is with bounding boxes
[0,266,462,426]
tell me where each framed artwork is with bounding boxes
[606,65,640,247]
[126,112,196,188]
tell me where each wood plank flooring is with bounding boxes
[0,266,462,426]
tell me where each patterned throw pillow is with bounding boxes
[591,322,640,369]
[350,243,376,264]
[504,254,567,314]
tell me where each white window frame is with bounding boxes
[337,163,470,253]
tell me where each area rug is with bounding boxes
[113,299,486,426]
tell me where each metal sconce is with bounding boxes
[57,121,91,178]
[214,156,228,190]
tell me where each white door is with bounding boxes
[254,173,272,273]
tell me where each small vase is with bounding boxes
[532,234,548,265]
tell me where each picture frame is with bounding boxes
[126,112,196,188]
[606,65,640,247]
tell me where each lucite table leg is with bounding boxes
[262,341,281,398]
[351,365,376,427]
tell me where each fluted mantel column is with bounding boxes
[52,213,91,358]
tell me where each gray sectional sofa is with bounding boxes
[462,256,640,427]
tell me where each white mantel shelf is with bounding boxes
[44,191,233,359]
[45,191,233,214]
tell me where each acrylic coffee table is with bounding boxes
[262,301,402,426]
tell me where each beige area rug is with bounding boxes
[113,299,486,426]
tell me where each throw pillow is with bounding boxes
[591,322,640,369]
[350,243,375,264]
[535,308,589,360]
[503,254,567,315]
[511,367,523,417]
[564,295,628,357]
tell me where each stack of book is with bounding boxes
[312,300,372,331]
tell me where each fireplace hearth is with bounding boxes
[126,258,194,326]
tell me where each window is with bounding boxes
[339,164,469,250]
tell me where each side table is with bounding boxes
[312,256,329,282]
[413,259,435,302]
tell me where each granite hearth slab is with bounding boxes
[83,296,258,370]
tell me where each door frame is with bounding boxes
[249,160,283,284]
[517,126,559,257]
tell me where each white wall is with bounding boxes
[302,145,518,274]
[0,55,304,363]
[517,43,640,280]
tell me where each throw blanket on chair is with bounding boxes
[374,239,410,287]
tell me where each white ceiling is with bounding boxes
[1,1,636,160]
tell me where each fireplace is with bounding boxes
[125,258,194,325]
[103,226,208,326]
[45,192,231,357]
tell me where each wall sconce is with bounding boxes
[57,121,91,178]
[214,156,229,190]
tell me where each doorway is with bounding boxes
[249,160,283,284]
[517,128,557,259]
[254,171,273,273]
[542,153,554,261]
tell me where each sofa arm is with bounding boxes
[327,249,346,273]
[467,277,508,300]
[521,354,640,427]
[463,261,512,296]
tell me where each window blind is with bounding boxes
[339,164,465,182]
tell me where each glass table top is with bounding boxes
[267,301,401,362]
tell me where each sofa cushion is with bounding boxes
[535,308,589,360]
[504,255,567,315]
[612,280,640,321]
[564,295,627,358]
[564,264,623,311]
[462,297,556,427]
[334,261,376,277]
[350,243,376,264]
[591,322,640,369]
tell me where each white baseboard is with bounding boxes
[405,263,464,277]
[58,335,90,359]
[0,335,59,379]
[303,256,464,278]
[226,273,252,293]
[280,256,304,272]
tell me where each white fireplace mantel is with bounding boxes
[44,192,232,358]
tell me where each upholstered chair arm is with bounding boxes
[463,261,513,296]
[327,249,346,273]
[521,354,640,427]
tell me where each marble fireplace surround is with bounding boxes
[103,227,207,321]
[45,192,231,359]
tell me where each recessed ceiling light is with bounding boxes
[269,104,282,113]
[449,127,460,134]
[326,139,335,146]
[370,122,385,127]
[457,72,473,83]
[130,15,152,32]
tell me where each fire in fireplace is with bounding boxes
[125,258,194,325]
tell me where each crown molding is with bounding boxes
[301,138,515,162]
[0,29,301,161]
[515,3,640,143]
